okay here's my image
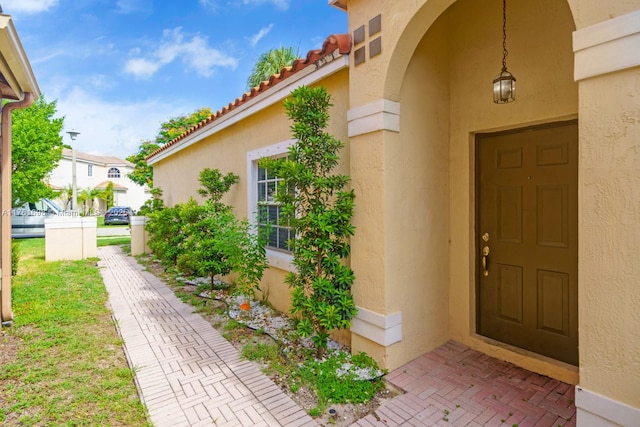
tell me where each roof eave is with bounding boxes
[328,0,347,12]
[0,14,40,101]
[147,33,352,163]
[147,49,349,165]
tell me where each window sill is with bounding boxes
[266,248,295,272]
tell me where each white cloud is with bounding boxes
[123,58,161,79]
[3,0,58,14]
[248,24,273,47]
[124,27,238,79]
[199,0,218,11]
[31,50,68,65]
[56,87,194,159]
[242,0,290,11]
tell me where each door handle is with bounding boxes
[482,246,490,276]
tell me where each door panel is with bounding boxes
[477,121,578,366]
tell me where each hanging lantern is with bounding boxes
[493,0,516,103]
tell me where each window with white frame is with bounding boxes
[247,140,296,270]
[257,166,294,252]
[107,167,120,178]
[88,164,93,177]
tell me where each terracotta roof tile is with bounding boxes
[62,148,131,166]
[147,34,351,160]
[95,180,128,191]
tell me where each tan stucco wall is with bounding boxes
[152,69,350,315]
[570,0,640,28]
[348,0,579,378]
[386,14,451,369]
[578,67,640,409]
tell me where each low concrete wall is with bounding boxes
[45,216,97,261]
[82,217,97,258]
[130,216,150,256]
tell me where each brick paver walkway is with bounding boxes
[353,341,576,427]
[99,246,577,427]
[98,246,316,427]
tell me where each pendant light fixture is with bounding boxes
[493,0,516,103]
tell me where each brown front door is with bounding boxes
[476,121,578,365]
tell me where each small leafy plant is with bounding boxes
[290,350,385,412]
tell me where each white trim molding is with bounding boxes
[130,216,148,227]
[44,216,83,229]
[0,15,40,98]
[350,306,402,346]
[347,99,400,137]
[575,386,640,427]
[573,10,640,81]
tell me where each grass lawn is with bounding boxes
[97,236,131,248]
[0,238,149,426]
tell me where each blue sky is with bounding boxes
[4,0,347,158]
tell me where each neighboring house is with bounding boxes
[48,148,149,213]
[0,13,40,324]
[147,1,640,425]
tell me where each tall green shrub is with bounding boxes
[261,85,357,356]
[104,182,115,209]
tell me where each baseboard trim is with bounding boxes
[575,386,640,426]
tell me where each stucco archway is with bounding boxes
[378,0,579,382]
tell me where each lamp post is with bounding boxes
[66,130,80,212]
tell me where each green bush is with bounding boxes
[137,187,165,216]
[146,201,190,267]
[292,351,385,408]
[146,168,267,295]
[178,204,236,288]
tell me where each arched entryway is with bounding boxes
[380,0,578,380]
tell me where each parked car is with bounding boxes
[11,198,63,238]
[103,206,132,225]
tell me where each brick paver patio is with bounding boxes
[353,341,576,427]
[99,246,577,427]
[99,246,316,427]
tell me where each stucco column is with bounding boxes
[573,10,640,425]
[348,100,403,368]
[130,216,150,256]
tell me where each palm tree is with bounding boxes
[77,187,106,215]
[246,46,299,90]
[60,184,73,210]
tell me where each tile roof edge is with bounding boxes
[62,147,132,166]
[95,180,129,190]
[146,33,352,161]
